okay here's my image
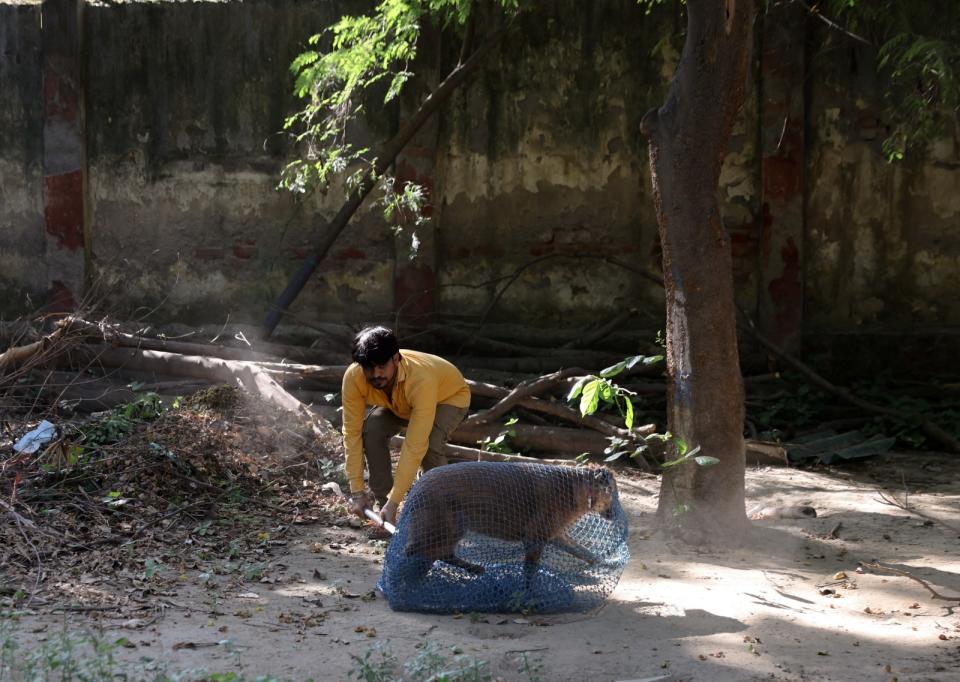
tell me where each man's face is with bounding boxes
[363,353,400,391]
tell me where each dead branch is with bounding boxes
[0,498,37,529]
[466,368,589,425]
[451,420,625,458]
[263,24,510,336]
[875,490,960,535]
[858,562,960,602]
[66,317,345,365]
[467,378,656,437]
[0,325,68,378]
[389,436,577,466]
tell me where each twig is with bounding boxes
[875,490,960,535]
[48,605,122,613]
[0,498,37,528]
[858,562,960,602]
[119,500,210,548]
[790,0,872,46]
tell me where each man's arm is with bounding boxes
[340,365,368,495]
[387,377,438,505]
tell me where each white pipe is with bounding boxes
[363,507,397,535]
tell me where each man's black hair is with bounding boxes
[351,326,400,368]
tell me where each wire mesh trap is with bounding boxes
[378,461,630,614]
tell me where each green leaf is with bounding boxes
[694,455,720,467]
[599,360,627,378]
[598,381,614,402]
[579,380,602,417]
[566,377,588,401]
[624,398,635,430]
[603,451,625,462]
[504,417,519,426]
[675,437,688,456]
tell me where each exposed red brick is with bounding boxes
[46,280,77,313]
[767,237,803,342]
[394,262,436,328]
[232,240,259,259]
[394,160,420,185]
[472,244,506,258]
[290,245,314,259]
[44,171,84,251]
[43,58,79,123]
[762,155,801,202]
[194,246,225,260]
[334,247,367,260]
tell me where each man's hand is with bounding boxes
[380,499,399,527]
[348,491,374,519]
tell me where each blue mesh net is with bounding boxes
[378,461,630,614]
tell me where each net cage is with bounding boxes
[378,461,630,614]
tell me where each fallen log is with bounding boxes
[66,317,348,366]
[450,421,613,457]
[454,355,629,375]
[467,368,589,425]
[390,435,578,466]
[64,345,313,421]
[0,325,67,376]
[30,371,211,413]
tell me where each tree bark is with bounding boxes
[642,0,754,544]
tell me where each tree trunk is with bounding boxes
[642,0,754,544]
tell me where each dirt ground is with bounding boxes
[4,446,959,681]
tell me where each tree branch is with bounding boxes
[263,25,509,337]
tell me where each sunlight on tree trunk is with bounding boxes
[642,0,754,545]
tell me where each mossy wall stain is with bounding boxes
[0,2,45,315]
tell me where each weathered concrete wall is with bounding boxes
[83,0,392,324]
[435,1,761,329]
[0,1,45,316]
[802,25,960,375]
[434,3,669,329]
[806,32,960,331]
[0,0,957,369]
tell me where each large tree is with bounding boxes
[642,0,755,543]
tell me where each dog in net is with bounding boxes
[378,461,629,613]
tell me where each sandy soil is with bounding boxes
[6,451,960,682]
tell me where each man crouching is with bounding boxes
[343,326,470,535]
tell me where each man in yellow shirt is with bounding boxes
[342,326,471,531]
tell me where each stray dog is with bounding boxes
[402,462,617,582]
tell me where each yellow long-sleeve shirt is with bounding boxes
[342,349,470,504]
